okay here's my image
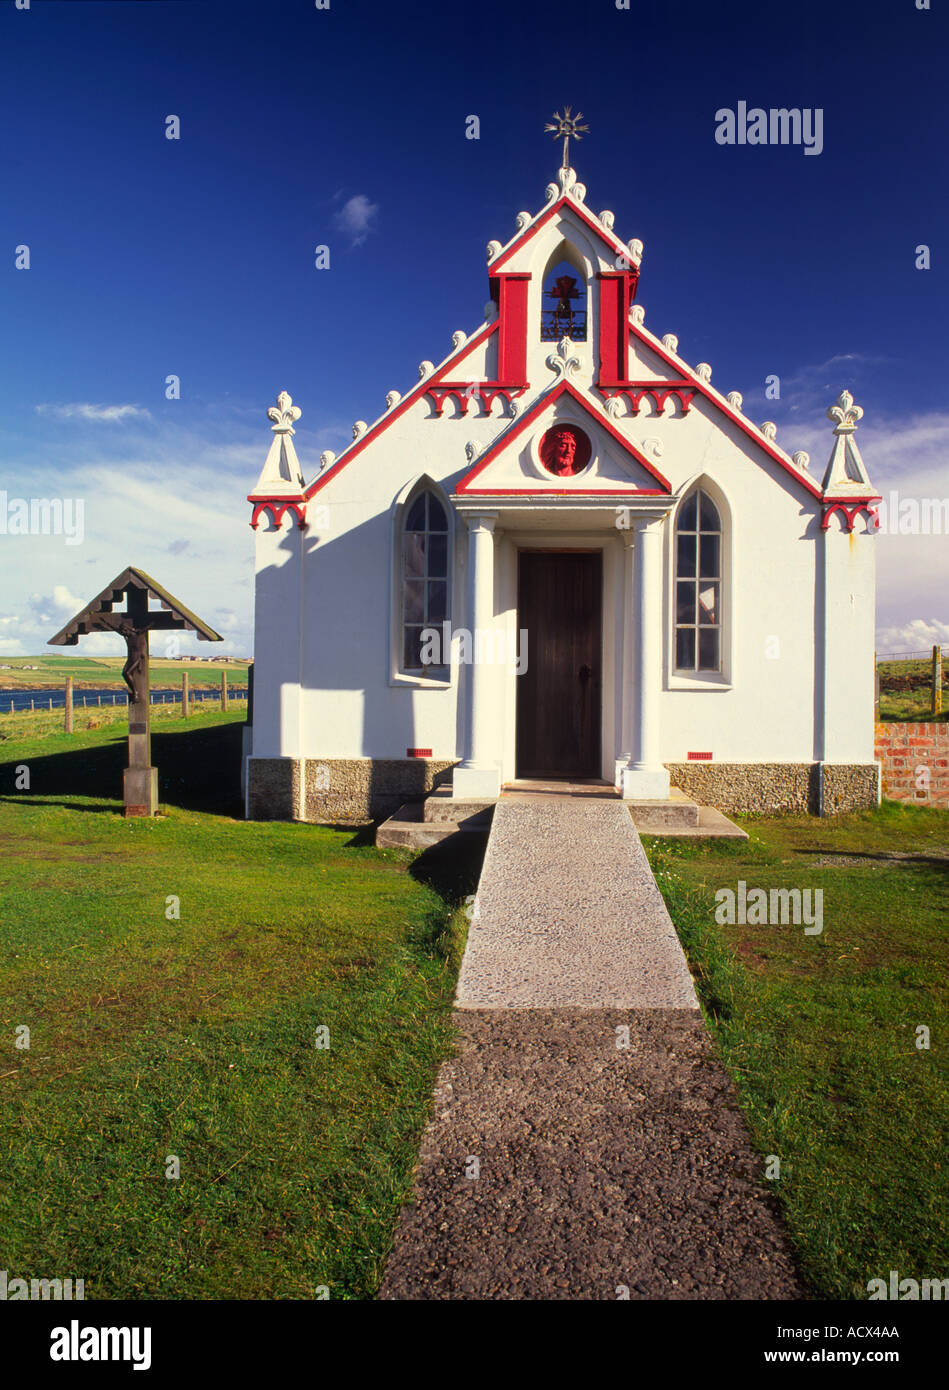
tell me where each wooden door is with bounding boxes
[516,551,602,778]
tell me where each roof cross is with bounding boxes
[544,106,589,171]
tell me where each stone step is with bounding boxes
[422,785,497,826]
[626,786,700,829]
[376,801,492,850]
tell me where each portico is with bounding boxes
[449,495,674,801]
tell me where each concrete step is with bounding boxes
[422,785,497,826]
[627,786,700,829]
[632,804,748,840]
[376,801,493,850]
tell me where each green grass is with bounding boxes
[0,653,250,690]
[878,658,945,722]
[0,713,478,1299]
[643,802,949,1299]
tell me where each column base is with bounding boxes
[452,764,502,800]
[124,766,158,817]
[621,765,670,800]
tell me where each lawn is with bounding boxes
[643,803,949,1300]
[0,653,250,690]
[0,711,478,1299]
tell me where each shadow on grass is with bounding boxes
[409,832,488,904]
[0,722,244,817]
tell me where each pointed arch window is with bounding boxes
[674,489,722,672]
[402,490,450,673]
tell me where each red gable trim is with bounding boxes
[246,318,500,507]
[456,379,672,495]
[627,321,824,502]
[488,195,633,275]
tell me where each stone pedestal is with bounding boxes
[124,765,158,817]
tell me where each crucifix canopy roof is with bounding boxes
[48,567,223,646]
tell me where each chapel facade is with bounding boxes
[243,157,881,822]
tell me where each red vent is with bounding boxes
[406,748,432,759]
[687,751,713,761]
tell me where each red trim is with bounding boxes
[456,379,672,495]
[407,747,432,758]
[627,320,826,501]
[427,384,528,417]
[821,500,881,532]
[488,194,634,275]
[250,500,306,530]
[495,273,530,384]
[597,273,633,385]
[284,318,499,503]
[599,382,696,415]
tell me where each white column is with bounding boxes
[452,513,502,800]
[619,532,636,765]
[622,516,670,800]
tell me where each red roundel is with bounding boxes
[539,424,591,477]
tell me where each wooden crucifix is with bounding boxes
[49,568,222,816]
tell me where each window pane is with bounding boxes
[679,493,697,530]
[403,534,425,578]
[676,627,695,670]
[676,581,696,624]
[699,491,720,532]
[699,532,720,579]
[405,496,427,531]
[676,532,696,578]
[428,496,448,531]
[428,533,447,577]
[403,625,424,669]
[698,583,718,625]
[427,580,447,623]
[699,627,720,670]
[404,580,424,623]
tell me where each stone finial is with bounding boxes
[726,391,743,411]
[599,209,615,230]
[760,421,777,441]
[630,304,646,326]
[827,389,864,433]
[268,390,301,434]
[352,420,367,440]
[465,441,479,462]
[253,390,306,494]
[695,363,712,382]
[486,239,502,263]
[451,330,466,350]
[821,390,872,493]
[792,451,810,470]
[662,333,679,353]
[418,360,434,380]
[515,211,532,231]
[385,390,401,410]
[320,450,336,471]
[627,238,643,264]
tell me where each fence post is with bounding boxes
[182,671,189,718]
[221,670,228,711]
[932,645,943,717]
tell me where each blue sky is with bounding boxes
[1,0,946,658]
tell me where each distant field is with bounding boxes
[0,654,250,690]
[878,658,946,723]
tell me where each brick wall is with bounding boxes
[874,722,949,807]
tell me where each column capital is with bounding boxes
[464,512,498,533]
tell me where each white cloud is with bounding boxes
[35,403,152,423]
[333,193,379,248]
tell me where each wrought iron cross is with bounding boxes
[545,107,590,170]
